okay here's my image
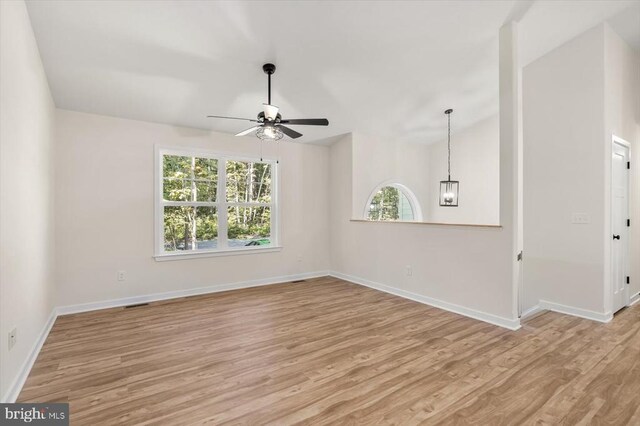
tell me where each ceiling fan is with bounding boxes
[207,63,329,141]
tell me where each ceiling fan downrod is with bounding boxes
[263,63,276,106]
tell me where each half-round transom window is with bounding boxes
[366,184,421,221]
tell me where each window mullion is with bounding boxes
[161,201,217,207]
[190,157,197,251]
[218,159,228,249]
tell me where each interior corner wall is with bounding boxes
[523,25,607,314]
[330,132,515,323]
[0,0,56,401]
[604,25,640,300]
[328,25,518,326]
[53,110,331,308]
[329,134,354,271]
[426,115,500,225]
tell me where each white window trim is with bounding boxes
[364,181,423,221]
[154,146,280,260]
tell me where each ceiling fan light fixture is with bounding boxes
[256,125,283,141]
[206,63,329,141]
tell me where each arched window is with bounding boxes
[365,183,422,222]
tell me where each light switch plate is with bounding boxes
[571,213,590,224]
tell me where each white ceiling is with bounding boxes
[25,0,639,144]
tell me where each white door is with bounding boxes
[611,138,630,313]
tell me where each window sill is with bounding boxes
[154,246,283,262]
[350,219,502,228]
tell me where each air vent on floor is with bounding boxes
[291,280,306,283]
[124,303,149,309]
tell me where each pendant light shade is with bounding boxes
[439,180,459,206]
[439,109,459,207]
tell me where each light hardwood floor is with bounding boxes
[18,277,640,425]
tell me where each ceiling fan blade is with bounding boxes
[263,104,279,121]
[278,125,303,139]
[207,115,258,122]
[235,125,261,136]
[279,118,329,126]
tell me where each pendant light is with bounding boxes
[439,108,459,207]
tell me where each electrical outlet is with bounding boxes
[571,213,590,224]
[406,265,412,277]
[117,271,126,282]
[8,328,17,351]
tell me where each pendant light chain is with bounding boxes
[447,111,451,181]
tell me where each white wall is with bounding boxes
[350,115,499,226]
[330,133,515,325]
[329,24,519,327]
[351,135,431,221]
[426,115,500,225]
[523,25,606,314]
[54,110,330,307]
[523,24,640,315]
[0,0,56,401]
[604,26,640,301]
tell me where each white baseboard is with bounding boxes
[329,271,521,331]
[2,308,57,403]
[57,271,329,316]
[539,300,613,323]
[630,292,640,307]
[520,304,543,320]
[3,271,328,402]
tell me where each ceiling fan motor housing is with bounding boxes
[257,111,282,122]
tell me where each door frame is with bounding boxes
[610,135,631,312]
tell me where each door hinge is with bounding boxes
[628,161,631,169]
[628,219,631,227]
[627,276,630,285]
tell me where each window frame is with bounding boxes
[154,146,280,261]
[364,182,423,222]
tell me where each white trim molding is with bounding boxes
[329,271,521,330]
[56,271,329,316]
[154,145,280,258]
[154,246,283,262]
[3,271,328,402]
[630,292,640,307]
[520,304,543,320]
[2,309,57,403]
[539,300,613,323]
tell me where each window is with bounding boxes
[155,148,277,258]
[365,184,421,222]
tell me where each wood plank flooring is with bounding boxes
[18,277,640,425]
